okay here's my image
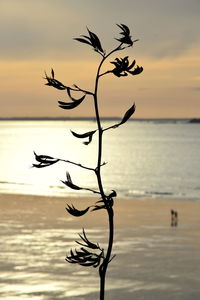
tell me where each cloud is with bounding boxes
[0,0,83,59]
[0,0,200,60]
[192,87,200,91]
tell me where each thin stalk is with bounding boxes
[93,44,122,300]
[59,158,95,171]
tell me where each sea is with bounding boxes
[0,119,199,201]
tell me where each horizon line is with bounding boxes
[0,116,199,121]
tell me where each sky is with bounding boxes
[0,0,200,118]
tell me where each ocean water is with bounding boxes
[0,119,199,200]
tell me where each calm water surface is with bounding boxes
[1,120,200,299]
[1,213,200,299]
[0,120,199,200]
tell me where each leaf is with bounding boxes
[66,245,103,268]
[76,228,99,249]
[51,68,54,78]
[34,152,55,163]
[66,171,72,182]
[79,261,96,267]
[87,28,104,53]
[66,93,86,103]
[62,180,82,190]
[58,94,85,110]
[128,66,143,75]
[116,24,133,46]
[33,152,59,165]
[120,103,136,125]
[108,190,117,198]
[66,87,86,102]
[58,102,79,110]
[33,152,59,168]
[127,59,136,70]
[32,163,51,168]
[117,23,130,35]
[80,247,90,254]
[95,199,104,204]
[73,37,92,46]
[61,172,82,190]
[32,160,59,168]
[81,35,91,40]
[44,71,67,90]
[71,129,96,145]
[113,103,136,128]
[75,249,90,257]
[83,134,93,145]
[66,204,90,217]
[71,129,96,139]
[91,205,106,212]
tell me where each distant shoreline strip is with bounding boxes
[0,117,198,123]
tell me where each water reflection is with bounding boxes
[0,220,101,299]
[0,120,200,199]
[1,217,200,299]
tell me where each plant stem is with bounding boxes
[93,45,122,300]
[59,158,95,171]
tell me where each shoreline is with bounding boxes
[1,192,200,228]
[1,190,199,201]
[1,192,200,299]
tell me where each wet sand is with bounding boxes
[0,193,200,299]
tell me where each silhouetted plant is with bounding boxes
[33,24,143,300]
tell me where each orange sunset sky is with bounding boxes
[0,0,200,118]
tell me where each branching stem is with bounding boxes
[71,85,94,95]
[37,24,142,300]
[59,159,95,171]
[93,43,123,300]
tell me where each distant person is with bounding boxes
[171,209,175,227]
[174,211,178,227]
[171,209,178,227]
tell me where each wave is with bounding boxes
[146,191,174,196]
[0,181,31,186]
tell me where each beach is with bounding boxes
[0,193,200,300]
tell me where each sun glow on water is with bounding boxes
[0,120,200,200]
